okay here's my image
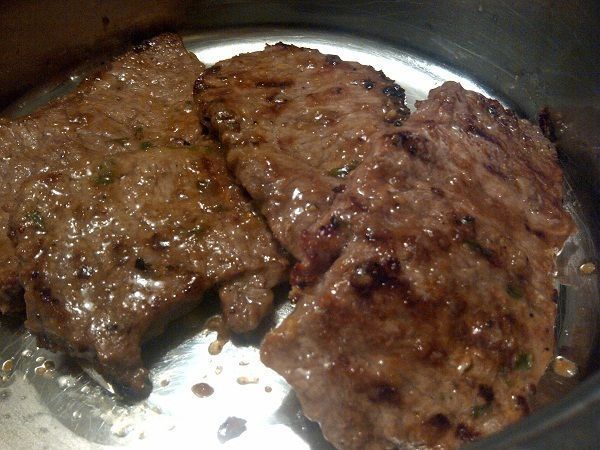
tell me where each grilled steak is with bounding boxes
[262,82,573,449]
[0,33,202,315]
[11,142,287,398]
[194,43,409,260]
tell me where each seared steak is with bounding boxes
[11,142,287,397]
[194,43,409,260]
[262,82,573,449]
[0,33,202,315]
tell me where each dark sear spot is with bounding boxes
[487,103,500,118]
[318,215,344,238]
[391,131,431,161]
[431,187,445,197]
[478,384,495,402]
[460,215,475,225]
[350,258,401,295]
[525,223,547,240]
[255,80,292,89]
[515,395,530,415]
[382,84,406,100]
[105,323,119,332]
[134,257,150,271]
[425,413,452,433]
[40,288,57,304]
[464,121,501,145]
[455,423,480,441]
[368,383,401,404]
[362,79,375,90]
[538,108,557,142]
[332,184,346,193]
[484,163,509,180]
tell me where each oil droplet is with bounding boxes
[217,417,247,443]
[2,359,14,373]
[72,411,82,420]
[35,356,45,364]
[58,376,76,389]
[579,262,596,275]
[553,356,578,378]
[192,382,214,398]
[264,386,272,393]
[34,366,46,376]
[205,315,230,355]
[21,349,33,358]
[208,340,225,355]
[236,376,259,385]
[80,385,91,394]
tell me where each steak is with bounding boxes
[261,82,574,449]
[0,33,203,315]
[194,43,409,260]
[11,142,287,398]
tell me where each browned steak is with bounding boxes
[194,43,409,260]
[11,141,287,398]
[262,82,574,449]
[0,33,202,315]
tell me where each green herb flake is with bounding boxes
[327,160,359,178]
[463,238,494,258]
[506,283,524,299]
[140,141,153,150]
[25,210,45,232]
[515,353,533,371]
[94,160,115,185]
[464,238,483,253]
[471,403,492,418]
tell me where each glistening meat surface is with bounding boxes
[194,43,409,260]
[0,33,203,314]
[11,143,287,398]
[262,82,574,449]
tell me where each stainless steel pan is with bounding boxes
[0,1,598,449]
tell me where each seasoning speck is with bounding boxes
[553,356,578,378]
[160,379,170,387]
[215,365,223,375]
[264,386,272,393]
[237,376,259,385]
[217,417,247,443]
[191,382,214,398]
[579,262,596,275]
